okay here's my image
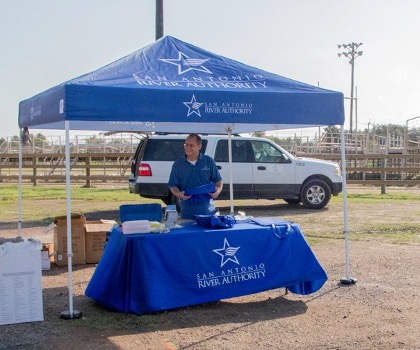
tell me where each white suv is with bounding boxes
[129,134,343,209]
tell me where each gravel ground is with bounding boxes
[1,236,419,350]
[1,186,420,349]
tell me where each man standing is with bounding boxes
[168,134,223,220]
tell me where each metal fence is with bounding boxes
[1,132,419,189]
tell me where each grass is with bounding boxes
[339,191,420,202]
[0,184,155,224]
[0,184,135,202]
[1,183,419,244]
[2,183,419,203]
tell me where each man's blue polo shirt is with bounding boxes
[168,153,222,219]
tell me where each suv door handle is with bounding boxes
[257,166,266,170]
[217,166,222,170]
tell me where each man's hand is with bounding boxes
[210,182,222,199]
[178,192,191,201]
[209,192,218,199]
[170,187,191,201]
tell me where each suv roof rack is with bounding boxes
[154,132,241,137]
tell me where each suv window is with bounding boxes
[214,140,254,162]
[142,139,208,161]
[214,139,287,163]
[250,140,287,163]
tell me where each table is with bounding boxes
[85,219,327,315]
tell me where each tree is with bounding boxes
[252,131,266,138]
[323,125,340,134]
[369,124,405,137]
[33,133,48,147]
[322,126,341,144]
[87,135,103,144]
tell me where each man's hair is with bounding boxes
[187,134,202,145]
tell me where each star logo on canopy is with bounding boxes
[159,51,212,75]
[213,238,240,268]
[183,95,203,117]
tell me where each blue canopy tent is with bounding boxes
[18,35,352,318]
[19,35,344,132]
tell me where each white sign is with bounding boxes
[0,240,44,325]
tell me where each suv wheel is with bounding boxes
[300,179,331,209]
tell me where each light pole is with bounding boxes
[338,42,363,133]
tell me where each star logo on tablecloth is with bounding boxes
[183,95,203,117]
[213,238,240,268]
[159,51,212,75]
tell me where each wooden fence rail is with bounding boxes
[0,152,132,187]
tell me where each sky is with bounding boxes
[1,0,420,138]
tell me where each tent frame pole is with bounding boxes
[18,130,23,237]
[227,129,234,215]
[60,121,82,319]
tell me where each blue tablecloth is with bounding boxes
[85,220,327,315]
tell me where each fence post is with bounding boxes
[33,156,38,186]
[85,156,92,188]
[380,156,386,194]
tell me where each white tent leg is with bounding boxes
[18,130,23,237]
[340,125,357,285]
[60,122,82,319]
[227,129,234,215]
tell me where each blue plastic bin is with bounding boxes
[119,204,162,223]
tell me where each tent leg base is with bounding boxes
[340,277,357,285]
[60,310,82,320]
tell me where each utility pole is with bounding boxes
[338,43,363,134]
[156,0,164,40]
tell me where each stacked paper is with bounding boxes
[122,220,151,234]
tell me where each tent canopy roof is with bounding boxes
[18,35,344,134]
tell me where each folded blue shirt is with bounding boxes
[193,215,236,229]
[184,183,216,204]
[184,183,216,196]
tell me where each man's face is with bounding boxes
[184,136,202,159]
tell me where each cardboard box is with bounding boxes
[52,214,86,266]
[53,213,87,226]
[85,220,116,264]
[45,214,116,266]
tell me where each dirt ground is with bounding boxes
[1,189,420,350]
